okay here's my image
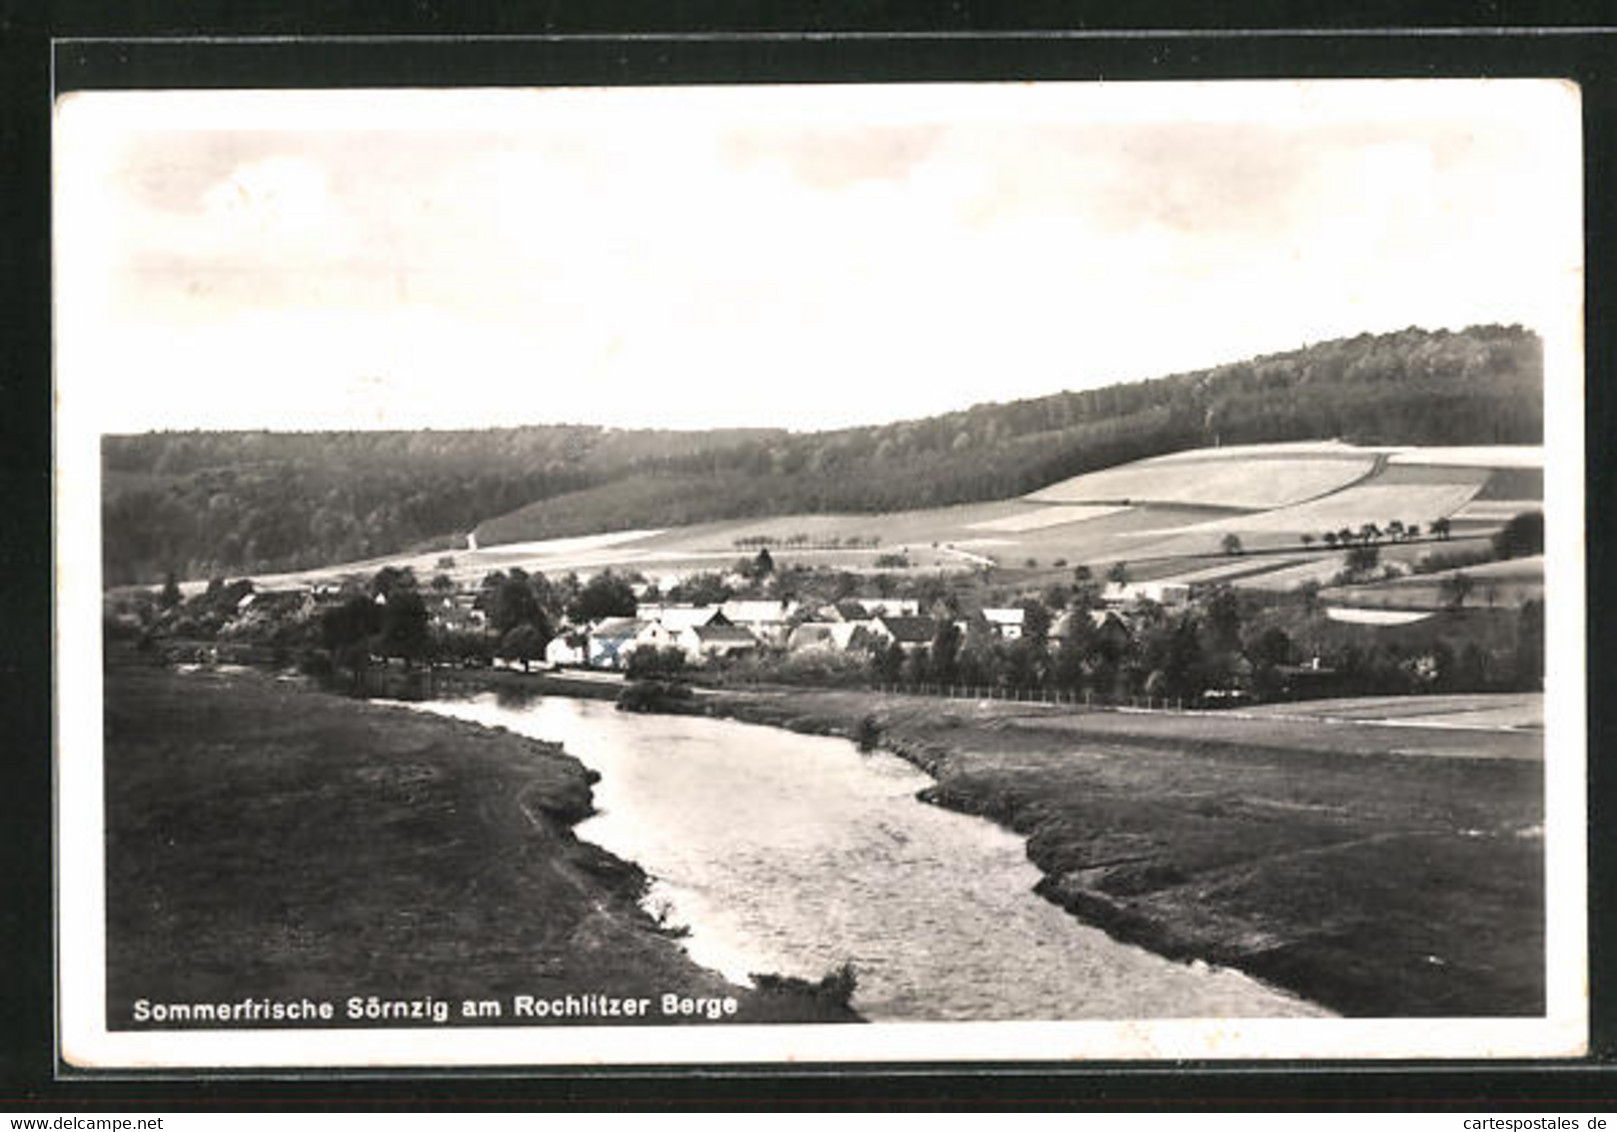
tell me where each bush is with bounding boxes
[752,962,858,1009]
[626,646,688,681]
[297,650,335,680]
[1413,545,1494,575]
[856,714,882,752]
[1493,510,1544,560]
[616,680,695,713]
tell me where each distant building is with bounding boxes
[861,598,920,618]
[786,622,839,652]
[869,615,939,653]
[1050,608,1134,651]
[1102,581,1190,608]
[823,600,872,623]
[587,617,646,669]
[720,600,797,646]
[636,604,729,632]
[430,593,486,634]
[678,622,761,665]
[545,633,588,667]
[980,608,1025,640]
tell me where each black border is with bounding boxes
[6,5,1616,1111]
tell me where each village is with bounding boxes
[108,514,1543,713]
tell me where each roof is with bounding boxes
[592,617,646,640]
[982,607,1026,626]
[831,600,870,621]
[689,623,759,644]
[787,623,837,648]
[638,604,727,631]
[877,615,939,644]
[721,600,793,624]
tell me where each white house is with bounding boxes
[786,622,839,652]
[678,622,760,665]
[720,600,798,646]
[636,604,728,632]
[1102,581,1190,607]
[981,608,1025,640]
[588,617,647,669]
[545,633,588,667]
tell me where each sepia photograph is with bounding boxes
[53,77,1587,1068]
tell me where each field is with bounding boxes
[1323,555,1544,611]
[177,441,1544,604]
[1387,446,1543,469]
[1241,692,1542,730]
[966,504,1128,532]
[1027,453,1376,510]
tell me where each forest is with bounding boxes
[101,324,1542,585]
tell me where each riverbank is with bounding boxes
[101,653,860,1027]
[683,685,1545,1017]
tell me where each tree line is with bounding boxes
[103,324,1541,585]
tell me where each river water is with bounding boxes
[415,691,1327,1022]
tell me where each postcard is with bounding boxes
[54,77,1587,1069]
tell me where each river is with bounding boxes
[413,690,1328,1022]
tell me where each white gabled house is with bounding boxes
[636,603,728,631]
[678,622,761,665]
[719,600,798,646]
[545,632,588,667]
[980,607,1025,640]
[587,617,647,669]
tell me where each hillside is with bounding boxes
[102,324,1541,585]
[471,324,1541,549]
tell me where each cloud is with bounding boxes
[60,83,1580,432]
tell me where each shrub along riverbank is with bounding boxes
[682,684,1545,1017]
[101,651,860,1027]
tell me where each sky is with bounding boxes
[54,81,1583,434]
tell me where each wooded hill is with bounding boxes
[102,324,1542,585]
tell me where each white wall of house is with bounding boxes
[545,636,586,667]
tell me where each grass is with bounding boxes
[1027,454,1375,510]
[1323,556,1544,611]
[102,653,860,1027]
[693,686,1545,1016]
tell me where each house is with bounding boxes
[544,632,588,667]
[587,617,647,669]
[786,622,839,652]
[636,604,728,632]
[861,598,920,618]
[678,622,760,665]
[1269,660,1345,700]
[1050,608,1134,651]
[869,615,939,653]
[980,608,1025,640]
[430,593,487,634]
[720,600,798,646]
[823,600,872,623]
[1102,581,1190,608]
